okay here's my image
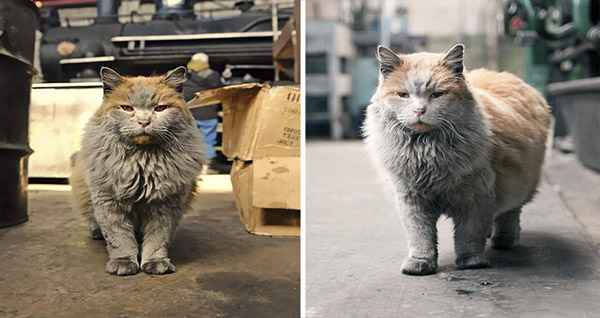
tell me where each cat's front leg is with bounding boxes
[400,204,440,275]
[94,204,140,276]
[452,206,493,270]
[140,208,182,275]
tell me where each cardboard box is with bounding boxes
[191,83,300,160]
[230,158,300,236]
[191,83,301,236]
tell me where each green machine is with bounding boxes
[504,0,600,90]
[504,0,600,170]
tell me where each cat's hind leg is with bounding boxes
[491,208,521,250]
[69,155,103,240]
[88,217,103,240]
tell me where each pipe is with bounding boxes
[96,0,120,24]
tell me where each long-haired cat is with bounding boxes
[70,67,205,276]
[363,44,551,275]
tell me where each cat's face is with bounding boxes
[99,67,193,145]
[373,44,474,134]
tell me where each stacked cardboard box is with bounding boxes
[191,83,300,236]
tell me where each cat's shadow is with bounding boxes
[169,221,237,265]
[169,225,219,265]
[438,231,598,280]
[168,211,266,266]
[86,203,265,266]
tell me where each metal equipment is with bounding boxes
[504,0,600,89]
[504,0,600,170]
[37,0,292,82]
[0,0,39,227]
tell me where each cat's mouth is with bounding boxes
[132,134,152,145]
[408,120,433,133]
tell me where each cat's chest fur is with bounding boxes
[365,105,494,201]
[380,133,496,215]
[83,136,203,205]
[111,148,197,203]
[80,111,205,208]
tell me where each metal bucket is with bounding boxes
[548,77,600,171]
[0,0,38,228]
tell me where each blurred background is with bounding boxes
[34,0,296,82]
[306,0,600,172]
[306,3,600,315]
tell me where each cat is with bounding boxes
[70,66,205,276]
[362,44,551,275]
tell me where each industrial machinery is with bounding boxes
[0,0,38,227]
[37,0,293,82]
[503,0,600,90]
[504,0,600,170]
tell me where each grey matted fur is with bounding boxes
[70,66,205,276]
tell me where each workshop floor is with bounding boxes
[0,176,300,318]
[307,141,600,318]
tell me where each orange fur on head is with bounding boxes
[96,75,194,121]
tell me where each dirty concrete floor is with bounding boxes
[0,185,299,317]
[307,141,600,318]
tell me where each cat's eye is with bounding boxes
[154,105,169,112]
[120,105,134,112]
[431,91,446,98]
[397,92,410,98]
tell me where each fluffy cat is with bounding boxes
[363,44,551,275]
[70,66,205,276]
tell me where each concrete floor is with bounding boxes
[0,178,299,318]
[307,141,600,318]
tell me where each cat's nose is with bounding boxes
[138,120,150,127]
[414,107,426,116]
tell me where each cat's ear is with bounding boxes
[441,43,465,77]
[100,67,124,94]
[376,46,402,77]
[163,66,187,93]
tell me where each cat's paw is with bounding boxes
[105,257,140,276]
[456,254,489,270]
[491,234,518,250]
[141,258,176,275]
[401,257,438,275]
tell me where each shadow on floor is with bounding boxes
[435,230,599,281]
[0,190,300,318]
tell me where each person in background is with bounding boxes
[183,52,229,174]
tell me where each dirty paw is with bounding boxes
[401,257,437,275]
[141,258,176,275]
[456,254,489,270]
[106,257,139,276]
